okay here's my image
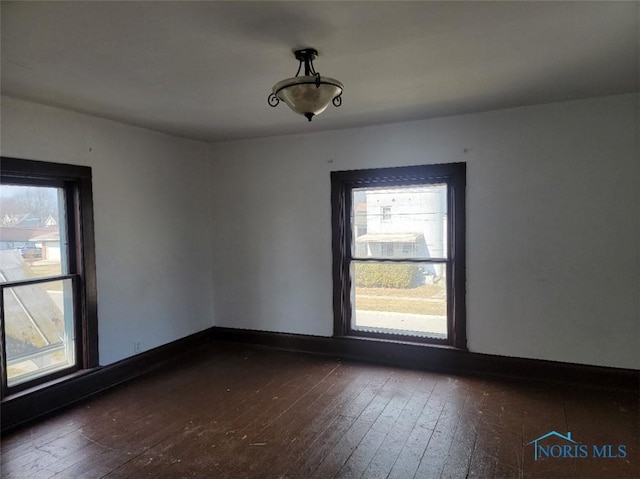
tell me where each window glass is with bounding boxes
[352,261,447,338]
[0,185,66,282]
[351,184,448,260]
[349,183,449,338]
[4,278,75,386]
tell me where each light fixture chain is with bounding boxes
[308,58,317,76]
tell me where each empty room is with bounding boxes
[0,2,638,478]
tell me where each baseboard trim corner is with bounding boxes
[208,326,639,392]
[1,327,216,433]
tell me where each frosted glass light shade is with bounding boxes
[273,76,343,120]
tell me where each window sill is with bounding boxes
[2,368,101,404]
[336,333,468,351]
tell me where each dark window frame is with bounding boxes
[331,162,466,349]
[0,157,98,397]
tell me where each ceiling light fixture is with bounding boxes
[268,48,343,122]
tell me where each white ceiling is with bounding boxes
[1,1,638,143]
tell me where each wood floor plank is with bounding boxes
[2,345,638,479]
[275,363,381,478]
[564,389,639,479]
[4,347,270,479]
[1,417,82,464]
[291,365,390,478]
[334,369,424,478]
[360,372,439,478]
[44,447,127,479]
[167,359,341,477]
[439,378,488,479]
[1,427,103,479]
[412,383,470,478]
[224,362,354,477]
[99,351,314,478]
[309,373,395,479]
[385,377,463,479]
[6,348,242,478]
[520,387,574,479]
[465,382,505,478]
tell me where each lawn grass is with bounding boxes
[24,262,64,291]
[355,284,446,315]
[355,296,446,315]
[356,283,445,299]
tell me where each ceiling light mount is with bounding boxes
[269,48,343,122]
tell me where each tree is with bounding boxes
[0,186,58,225]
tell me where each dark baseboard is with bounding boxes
[3,325,637,433]
[1,328,216,433]
[209,327,639,392]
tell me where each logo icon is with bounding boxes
[527,431,627,461]
[527,431,578,461]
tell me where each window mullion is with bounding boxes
[0,288,7,396]
[0,274,77,290]
[351,257,448,264]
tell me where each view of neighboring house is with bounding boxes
[0,226,52,252]
[2,213,40,227]
[2,212,57,228]
[44,214,58,226]
[354,185,447,277]
[29,230,61,261]
[0,207,59,258]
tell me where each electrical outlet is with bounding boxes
[133,341,141,353]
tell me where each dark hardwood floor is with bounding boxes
[1,343,638,478]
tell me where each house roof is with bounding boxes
[2,213,37,226]
[29,230,60,242]
[0,226,52,242]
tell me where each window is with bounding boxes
[0,157,98,396]
[400,243,416,256]
[331,163,466,348]
[381,242,394,257]
[381,206,392,222]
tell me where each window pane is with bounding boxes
[0,185,66,282]
[352,261,447,339]
[4,278,75,386]
[352,184,448,260]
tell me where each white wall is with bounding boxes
[1,96,214,365]
[208,94,639,370]
[2,94,637,370]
